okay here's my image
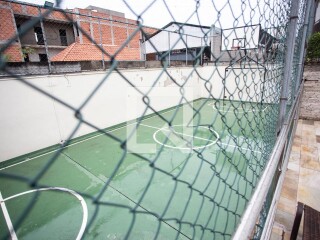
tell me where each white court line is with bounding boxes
[2,187,88,240]
[0,108,177,171]
[0,191,18,240]
[140,124,219,150]
[1,102,262,170]
[0,121,137,171]
[140,124,219,143]
[141,123,262,153]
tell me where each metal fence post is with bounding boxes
[38,7,52,74]
[277,0,300,133]
[210,26,214,62]
[142,35,146,68]
[307,0,316,38]
[185,35,188,65]
[295,0,312,94]
[200,37,203,66]
[110,15,115,46]
[168,31,171,66]
[98,19,105,70]
[139,39,143,61]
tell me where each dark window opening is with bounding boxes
[39,54,48,62]
[59,29,68,46]
[75,25,79,36]
[34,27,44,45]
[15,24,21,42]
[24,54,29,62]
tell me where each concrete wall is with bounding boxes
[27,48,65,62]
[16,19,37,46]
[0,61,82,75]
[44,22,75,46]
[0,67,200,161]
[0,65,276,161]
[17,19,74,46]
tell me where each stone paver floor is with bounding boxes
[271,120,320,239]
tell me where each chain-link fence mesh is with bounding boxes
[0,0,312,239]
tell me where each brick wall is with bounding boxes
[72,7,141,60]
[113,26,127,45]
[128,28,140,48]
[0,7,15,41]
[79,22,92,44]
[2,44,22,62]
[116,47,140,60]
[0,3,22,62]
[100,24,112,45]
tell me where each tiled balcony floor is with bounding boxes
[271,120,320,239]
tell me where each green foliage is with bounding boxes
[21,47,35,59]
[0,54,11,63]
[306,32,320,61]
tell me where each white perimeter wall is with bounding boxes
[0,65,278,162]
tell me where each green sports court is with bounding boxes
[0,0,310,238]
[0,99,275,239]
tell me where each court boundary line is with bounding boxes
[2,187,88,240]
[0,101,263,170]
[0,191,18,240]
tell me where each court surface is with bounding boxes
[0,98,274,239]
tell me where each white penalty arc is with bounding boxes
[153,125,220,150]
[2,187,88,240]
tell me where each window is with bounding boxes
[39,54,48,62]
[34,27,44,45]
[24,54,29,62]
[16,24,21,42]
[75,25,79,36]
[59,29,68,46]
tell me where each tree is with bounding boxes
[20,47,35,60]
[306,32,320,61]
[0,54,11,62]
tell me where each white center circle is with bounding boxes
[153,125,219,150]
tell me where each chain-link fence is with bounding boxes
[0,0,313,239]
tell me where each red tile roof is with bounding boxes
[51,43,140,61]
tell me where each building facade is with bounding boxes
[0,0,154,62]
[143,22,216,63]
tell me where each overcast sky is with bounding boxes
[21,0,284,30]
